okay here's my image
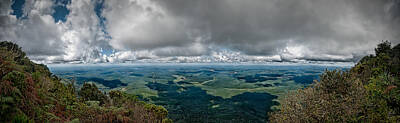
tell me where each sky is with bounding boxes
[0,0,399,64]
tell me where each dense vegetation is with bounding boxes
[270,41,400,122]
[0,41,172,122]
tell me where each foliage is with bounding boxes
[270,41,400,122]
[269,70,367,122]
[78,83,107,104]
[0,41,172,122]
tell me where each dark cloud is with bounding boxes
[1,0,400,63]
[102,0,194,50]
[152,0,400,57]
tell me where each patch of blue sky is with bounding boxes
[101,48,114,56]
[52,0,70,22]
[11,0,24,19]
[11,0,70,22]
[94,0,108,34]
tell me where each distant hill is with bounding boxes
[270,41,400,122]
[0,41,172,122]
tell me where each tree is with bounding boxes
[78,83,106,105]
[375,40,391,55]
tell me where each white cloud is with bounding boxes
[61,0,108,63]
[0,0,109,64]
[0,0,65,57]
[1,0,399,64]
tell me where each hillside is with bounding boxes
[0,41,172,122]
[270,41,400,122]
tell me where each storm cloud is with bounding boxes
[1,0,399,63]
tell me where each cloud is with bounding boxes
[102,0,400,61]
[0,0,109,63]
[1,0,399,63]
[61,0,108,63]
[102,0,196,50]
[0,0,12,15]
[0,0,65,57]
